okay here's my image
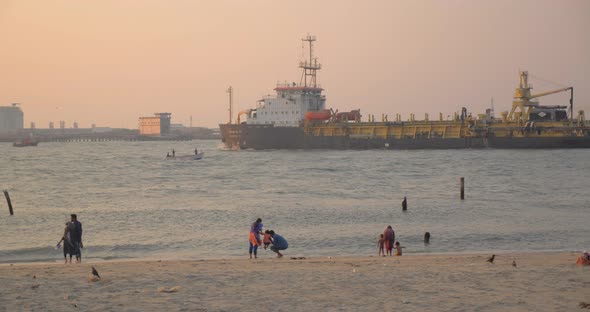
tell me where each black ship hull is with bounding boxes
[220,124,590,150]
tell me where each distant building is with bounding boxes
[138,113,172,136]
[0,104,24,133]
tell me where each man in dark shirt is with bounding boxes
[69,214,83,263]
[269,230,288,258]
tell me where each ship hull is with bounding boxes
[486,136,590,148]
[221,124,590,150]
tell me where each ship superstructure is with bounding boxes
[236,35,326,127]
[219,36,589,150]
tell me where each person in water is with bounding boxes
[172,149,175,157]
[166,152,170,157]
[383,225,395,256]
[249,218,263,259]
[269,230,288,258]
[378,234,385,256]
[194,148,198,155]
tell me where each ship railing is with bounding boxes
[275,81,323,89]
[299,61,322,70]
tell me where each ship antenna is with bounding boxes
[299,34,321,88]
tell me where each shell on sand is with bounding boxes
[157,286,180,293]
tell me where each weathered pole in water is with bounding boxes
[460,177,465,200]
[402,196,408,211]
[3,190,14,215]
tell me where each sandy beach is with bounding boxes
[1,252,588,311]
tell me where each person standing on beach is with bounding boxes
[378,234,385,257]
[69,214,83,263]
[249,218,263,259]
[57,222,74,264]
[383,225,395,256]
[269,230,288,258]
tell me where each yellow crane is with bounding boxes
[508,71,574,121]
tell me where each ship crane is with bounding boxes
[508,71,574,121]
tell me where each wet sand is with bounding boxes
[1,252,588,311]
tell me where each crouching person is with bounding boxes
[269,230,288,258]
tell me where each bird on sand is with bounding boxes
[486,255,495,264]
[91,267,101,279]
[512,260,517,267]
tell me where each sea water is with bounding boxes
[0,141,588,263]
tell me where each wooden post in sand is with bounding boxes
[3,190,14,215]
[460,177,465,200]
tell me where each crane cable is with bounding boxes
[529,73,567,89]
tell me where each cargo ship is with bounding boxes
[219,35,589,150]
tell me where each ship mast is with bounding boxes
[299,35,321,88]
[226,86,233,124]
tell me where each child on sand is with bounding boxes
[263,230,272,250]
[378,234,385,256]
[395,241,404,256]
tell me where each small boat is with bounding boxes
[13,138,38,147]
[165,152,204,160]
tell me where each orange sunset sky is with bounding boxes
[1,0,589,129]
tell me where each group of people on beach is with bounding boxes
[248,218,288,258]
[57,214,84,263]
[378,225,404,256]
[54,216,416,262]
[248,220,410,259]
[376,226,431,257]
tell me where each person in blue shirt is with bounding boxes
[269,230,288,258]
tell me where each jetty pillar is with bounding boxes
[3,190,14,215]
[460,177,465,200]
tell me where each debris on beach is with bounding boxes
[157,286,181,293]
[87,275,100,283]
[579,302,590,309]
[512,260,517,267]
[31,283,40,289]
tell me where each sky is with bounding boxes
[1,0,589,129]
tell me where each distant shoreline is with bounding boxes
[1,249,583,266]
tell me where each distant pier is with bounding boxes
[0,127,220,143]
